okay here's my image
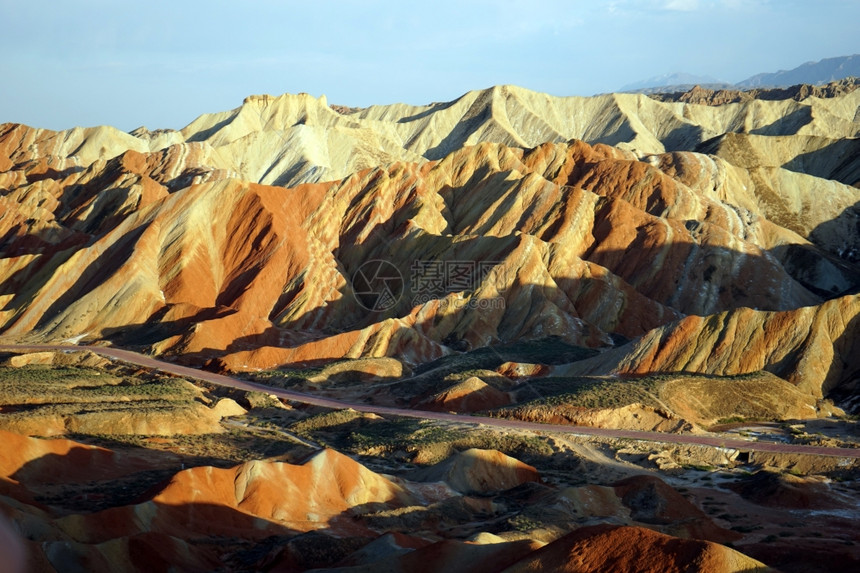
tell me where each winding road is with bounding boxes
[3,343,860,460]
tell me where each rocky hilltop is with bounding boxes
[649,78,860,106]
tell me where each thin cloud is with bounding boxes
[662,0,768,11]
[663,0,699,11]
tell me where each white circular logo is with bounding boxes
[352,260,404,311]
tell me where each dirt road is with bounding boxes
[3,343,859,459]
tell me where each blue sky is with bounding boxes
[2,0,858,131]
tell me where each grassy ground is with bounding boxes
[288,410,554,466]
[413,337,598,376]
[0,364,198,405]
[509,376,663,410]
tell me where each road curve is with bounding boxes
[3,343,860,459]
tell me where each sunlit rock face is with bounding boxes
[1,86,858,383]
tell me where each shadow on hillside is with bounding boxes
[662,124,705,152]
[35,226,148,328]
[808,199,860,265]
[424,100,497,161]
[7,437,241,485]
[21,165,86,184]
[782,137,860,186]
[4,493,303,570]
[100,306,239,348]
[772,199,860,300]
[290,158,841,337]
[0,224,90,259]
[749,105,812,136]
[185,115,235,143]
[769,242,860,298]
[824,311,860,414]
[397,98,459,124]
[0,242,86,321]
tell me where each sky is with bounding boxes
[1,0,858,131]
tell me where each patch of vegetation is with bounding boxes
[245,360,366,391]
[717,416,746,425]
[290,409,367,436]
[266,365,327,380]
[507,514,543,532]
[504,376,663,411]
[360,505,437,531]
[682,463,714,472]
[0,361,224,438]
[414,337,598,376]
[72,378,195,399]
[168,430,309,464]
[72,424,315,468]
[730,525,763,533]
[295,414,554,465]
[0,365,105,384]
[348,418,444,451]
[33,467,179,512]
[375,339,598,404]
[244,373,321,393]
[0,361,200,408]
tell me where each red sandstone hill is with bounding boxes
[2,127,858,380]
[4,110,859,410]
[561,293,860,402]
[0,432,412,569]
[0,430,777,572]
[501,524,771,573]
[1,89,859,419]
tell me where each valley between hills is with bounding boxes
[1,81,859,572]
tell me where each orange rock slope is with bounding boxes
[563,293,860,401]
[2,135,856,373]
[501,524,771,573]
[409,448,541,495]
[0,431,413,569]
[1,87,859,411]
[0,431,772,572]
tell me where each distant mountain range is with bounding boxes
[622,54,860,93]
[619,73,731,92]
[737,54,860,88]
